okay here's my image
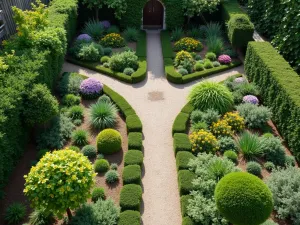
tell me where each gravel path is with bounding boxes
[63,30,244,225]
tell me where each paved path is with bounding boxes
[63,30,244,225]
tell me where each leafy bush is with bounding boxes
[70,199,120,225]
[80,78,103,99]
[68,105,84,121]
[28,209,54,225]
[224,150,238,163]
[176,151,195,170]
[110,51,139,72]
[101,56,110,64]
[123,27,139,42]
[171,27,184,41]
[100,33,125,48]
[194,62,204,71]
[123,165,141,185]
[120,184,143,211]
[267,167,300,224]
[246,161,262,176]
[213,61,221,67]
[206,52,217,61]
[123,68,135,75]
[103,47,112,56]
[236,132,262,160]
[188,81,234,114]
[118,210,141,225]
[89,101,118,130]
[215,172,273,225]
[82,20,104,40]
[259,135,286,166]
[92,187,106,203]
[62,94,81,106]
[128,132,143,150]
[236,103,272,129]
[110,163,118,170]
[97,129,122,154]
[81,145,97,158]
[174,51,194,67]
[218,136,237,153]
[124,150,143,167]
[203,60,214,69]
[223,111,245,133]
[174,37,203,52]
[191,122,208,132]
[77,42,104,62]
[24,150,95,218]
[180,58,194,73]
[207,36,224,55]
[233,83,260,97]
[105,170,119,183]
[98,94,111,103]
[211,120,233,137]
[178,68,188,75]
[72,129,89,146]
[58,72,83,96]
[37,114,75,150]
[264,162,275,172]
[4,203,26,225]
[189,130,219,153]
[94,159,110,173]
[285,155,296,167]
[191,109,220,126]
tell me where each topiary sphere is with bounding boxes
[97,129,122,154]
[188,81,234,114]
[215,172,273,225]
[94,159,110,173]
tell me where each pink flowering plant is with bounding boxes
[218,55,232,64]
[80,78,103,99]
[243,95,259,105]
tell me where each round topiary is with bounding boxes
[97,129,122,154]
[101,56,110,64]
[91,187,106,203]
[224,150,238,163]
[81,145,97,158]
[94,159,110,173]
[246,161,262,177]
[264,162,275,172]
[215,172,273,225]
[105,170,119,183]
[123,68,135,75]
[205,52,217,61]
[188,81,234,114]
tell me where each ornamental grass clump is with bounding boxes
[223,112,245,133]
[4,203,26,225]
[123,27,139,42]
[82,20,105,40]
[189,130,219,153]
[189,81,234,114]
[236,131,262,160]
[174,37,203,52]
[80,78,103,99]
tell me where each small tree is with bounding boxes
[24,150,96,219]
[23,84,59,126]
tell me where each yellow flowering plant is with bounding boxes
[24,149,96,219]
[211,119,233,137]
[223,112,245,133]
[189,129,219,153]
[100,33,125,48]
[174,50,194,67]
[174,37,203,52]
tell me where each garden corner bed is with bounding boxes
[67,22,147,84]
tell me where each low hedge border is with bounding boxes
[120,184,143,211]
[176,151,195,170]
[173,133,192,155]
[122,165,142,185]
[180,195,192,217]
[118,210,141,225]
[126,115,142,132]
[124,150,144,167]
[178,170,196,196]
[172,102,194,135]
[128,132,143,150]
[182,217,195,225]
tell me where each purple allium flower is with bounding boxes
[77,34,92,42]
[234,77,246,84]
[100,20,111,29]
[218,54,232,64]
[80,78,103,99]
[243,95,259,105]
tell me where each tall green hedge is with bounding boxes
[162,0,184,30]
[245,42,300,160]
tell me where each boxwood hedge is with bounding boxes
[118,210,141,225]
[173,133,192,155]
[124,150,144,167]
[122,165,142,185]
[128,132,143,150]
[178,170,196,196]
[120,184,143,211]
[172,113,190,135]
[180,195,192,217]
[126,115,143,132]
[176,151,195,170]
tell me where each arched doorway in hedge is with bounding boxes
[143,0,165,29]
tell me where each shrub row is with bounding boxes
[118,210,141,225]
[172,103,194,135]
[178,170,196,196]
[136,31,147,58]
[126,115,142,132]
[245,42,300,160]
[221,0,254,48]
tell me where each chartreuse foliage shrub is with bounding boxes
[267,167,300,224]
[118,210,141,225]
[4,202,26,225]
[97,129,122,154]
[245,42,300,160]
[62,94,81,106]
[24,150,96,218]
[124,150,143,167]
[94,159,110,173]
[215,172,273,225]
[128,132,143,150]
[120,184,143,211]
[122,165,141,185]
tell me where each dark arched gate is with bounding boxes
[143,0,164,29]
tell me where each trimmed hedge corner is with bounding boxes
[122,165,142,185]
[120,184,143,211]
[128,132,143,150]
[126,115,143,132]
[172,113,189,135]
[136,31,147,58]
[176,151,195,171]
[178,170,196,196]
[125,150,144,167]
[180,195,192,217]
[173,133,192,154]
[118,210,141,225]
[245,42,300,160]
[180,103,194,115]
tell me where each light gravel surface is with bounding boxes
[63,30,244,225]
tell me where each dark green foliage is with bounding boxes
[128,132,143,150]
[173,133,192,154]
[136,31,147,58]
[176,151,195,170]
[37,149,49,160]
[182,217,195,225]
[4,203,26,225]
[124,150,144,167]
[91,187,106,203]
[62,94,81,106]
[123,27,139,42]
[126,115,142,132]
[71,129,89,146]
[119,0,146,28]
[82,20,105,40]
[218,136,237,153]
[215,172,273,225]
[103,47,112,56]
[97,129,122,154]
[58,72,84,96]
[120,184,143,211]
[122,165,141,185]
[118,210,141,225]
[264,162,275,172]
[163,0,184,30]
[77,42,104,62]
[181,195,192,217]
[81,145,97,158]
[68,105,84,121]
[172,112,189,134]
[178,170,196,195]
[245,42,300,160]
[246,161,262,177]
[285,155,296,167]
[161,31,174,59]
[94,159,110,173]
[260,135,286,166]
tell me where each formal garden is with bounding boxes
[0,0,299,224]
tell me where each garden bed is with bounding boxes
[161,25,242,84]
[172,74,299,225]
[67,22,147,84]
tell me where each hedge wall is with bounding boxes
[0,0,79,197]
[245,42,300,160]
